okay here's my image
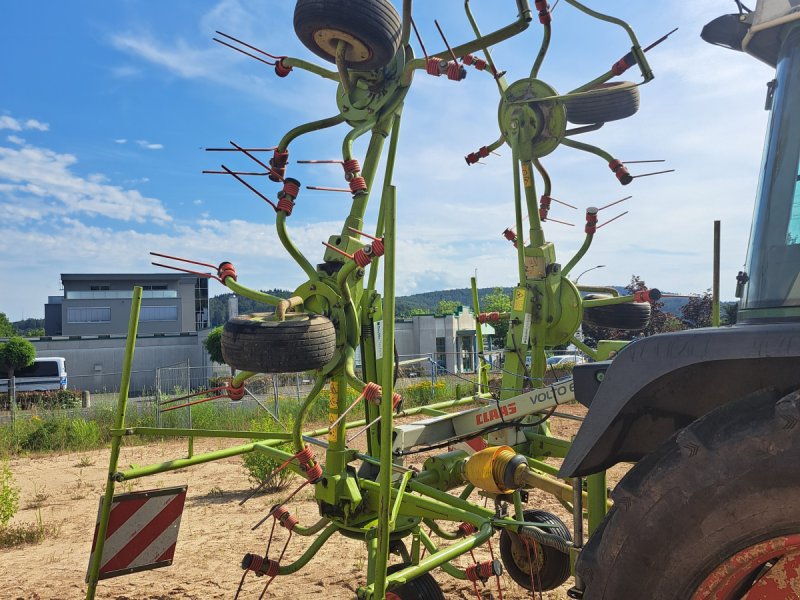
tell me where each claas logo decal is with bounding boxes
[475,402,517,425]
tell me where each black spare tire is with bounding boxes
[565,81,640,125]
[582,294,651,331]
[222,312,336,373]
[294,0,402,71]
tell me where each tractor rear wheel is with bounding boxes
[384,562,445,600]
[293,0,402,71]
[499,509,572,591]
[582,294,651,331]
[564,81,640,125]
[577,387,800,599]
[222,313,336,373]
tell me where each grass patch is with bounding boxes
[0,511,59,548]
[0,378,462,457]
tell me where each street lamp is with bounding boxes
[574,264,606,284]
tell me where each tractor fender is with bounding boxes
[560,322,800,478]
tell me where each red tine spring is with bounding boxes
[478,312,500,324]
[242,553,279,577]
[218,262,237,282]
[349,177,367,193]
[363,382,382,403]
[462,54,486,70]
[283,180,300,198]
[446,61,463,81]
[465,560,497,582]
[426,57,443,76]
[353,249,372,268]
[370,238,384,256]
[228,382,245,401]
[276,197,294,215]
[342,159,361,178]
[458,522,478,537]
[272,506,299,531]
[275,58,292,77]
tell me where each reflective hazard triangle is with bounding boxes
[87,486,187,581]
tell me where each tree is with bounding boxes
[481,287,511,344]
[435,300,459,316]
[680,290,713,328]
[0,337,36,422]
[0,313,15,338]
[722,301,738,325]
[203,326,225,365]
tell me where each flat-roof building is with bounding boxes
[45,273,209,336]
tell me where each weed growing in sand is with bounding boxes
[207,486,225,498]
[75,456,95,468]
[242,415,295,493]
[0,509,59,548]
[26,483,50,509]
[0,460,20,527]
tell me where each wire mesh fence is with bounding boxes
[1,349,585,425]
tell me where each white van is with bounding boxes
[0,357,68,392]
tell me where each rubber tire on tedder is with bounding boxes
[499,509,572,592]
[222,313,336,373]
[384,563,445,600]
[564,81,640,124]
[294,0,402,71]
[582,294,651,331]
[577,388,800,599]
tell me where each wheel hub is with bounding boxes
[498,78,566,161]
[313,29,371,63]
[510,534,545,574]
[692,534,800,599]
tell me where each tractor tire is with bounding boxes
[564,81,640,125]
[582,294,651,331]
[222,312,336,373]
[499,509,572,592]
[577,387,800,599]
[385,562,445,600]
[294,0,402,71]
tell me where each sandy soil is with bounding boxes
[1,408,628,600]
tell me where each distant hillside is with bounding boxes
[396,288,514,316]
[209,286,704,323]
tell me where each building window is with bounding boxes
[140,306,178,322]
[67,307,111,323]
[90,285,110,291]
[141,285,168,290]
[435,337,446,372]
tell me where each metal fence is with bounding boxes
[1,349,585,424]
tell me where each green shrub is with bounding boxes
[401,380,451,407]
[68,419,101,451]
[241,415,295,493]
[0,389,81,410]
[0,510,57,548]
[0,460,20,527]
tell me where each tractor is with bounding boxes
[563,1,800,597]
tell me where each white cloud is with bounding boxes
[0,115,50,132]
[6,135,24,145]
[136,139,163,150]
[0,141,171,223]
[193,199,203,205]
[115,138,127,144]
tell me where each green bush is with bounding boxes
[241,415,295,493]
[0,389,82,410]
[68,419,101,451]
[0,460,20,527]
[401,380,451,407]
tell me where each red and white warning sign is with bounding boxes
[87,485,188,581]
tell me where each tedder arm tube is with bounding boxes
[582,293,645,307]
[223,278,283,306]
[277,523,339,575]
[403,1,532,82]
[282,57,340,81]
[464,0,509,92]
[292,375,328,452]
[368,111,403,291]
[276,211,318,281]
[419,529,469,580]
[561,231,594,278]
[560,137,614,163]
[577,285,619,296]
[277,113,346,151]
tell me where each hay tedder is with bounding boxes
[86,1,800,599]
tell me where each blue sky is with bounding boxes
[0,1,774,320]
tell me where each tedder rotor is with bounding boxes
[85,2,673,599]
